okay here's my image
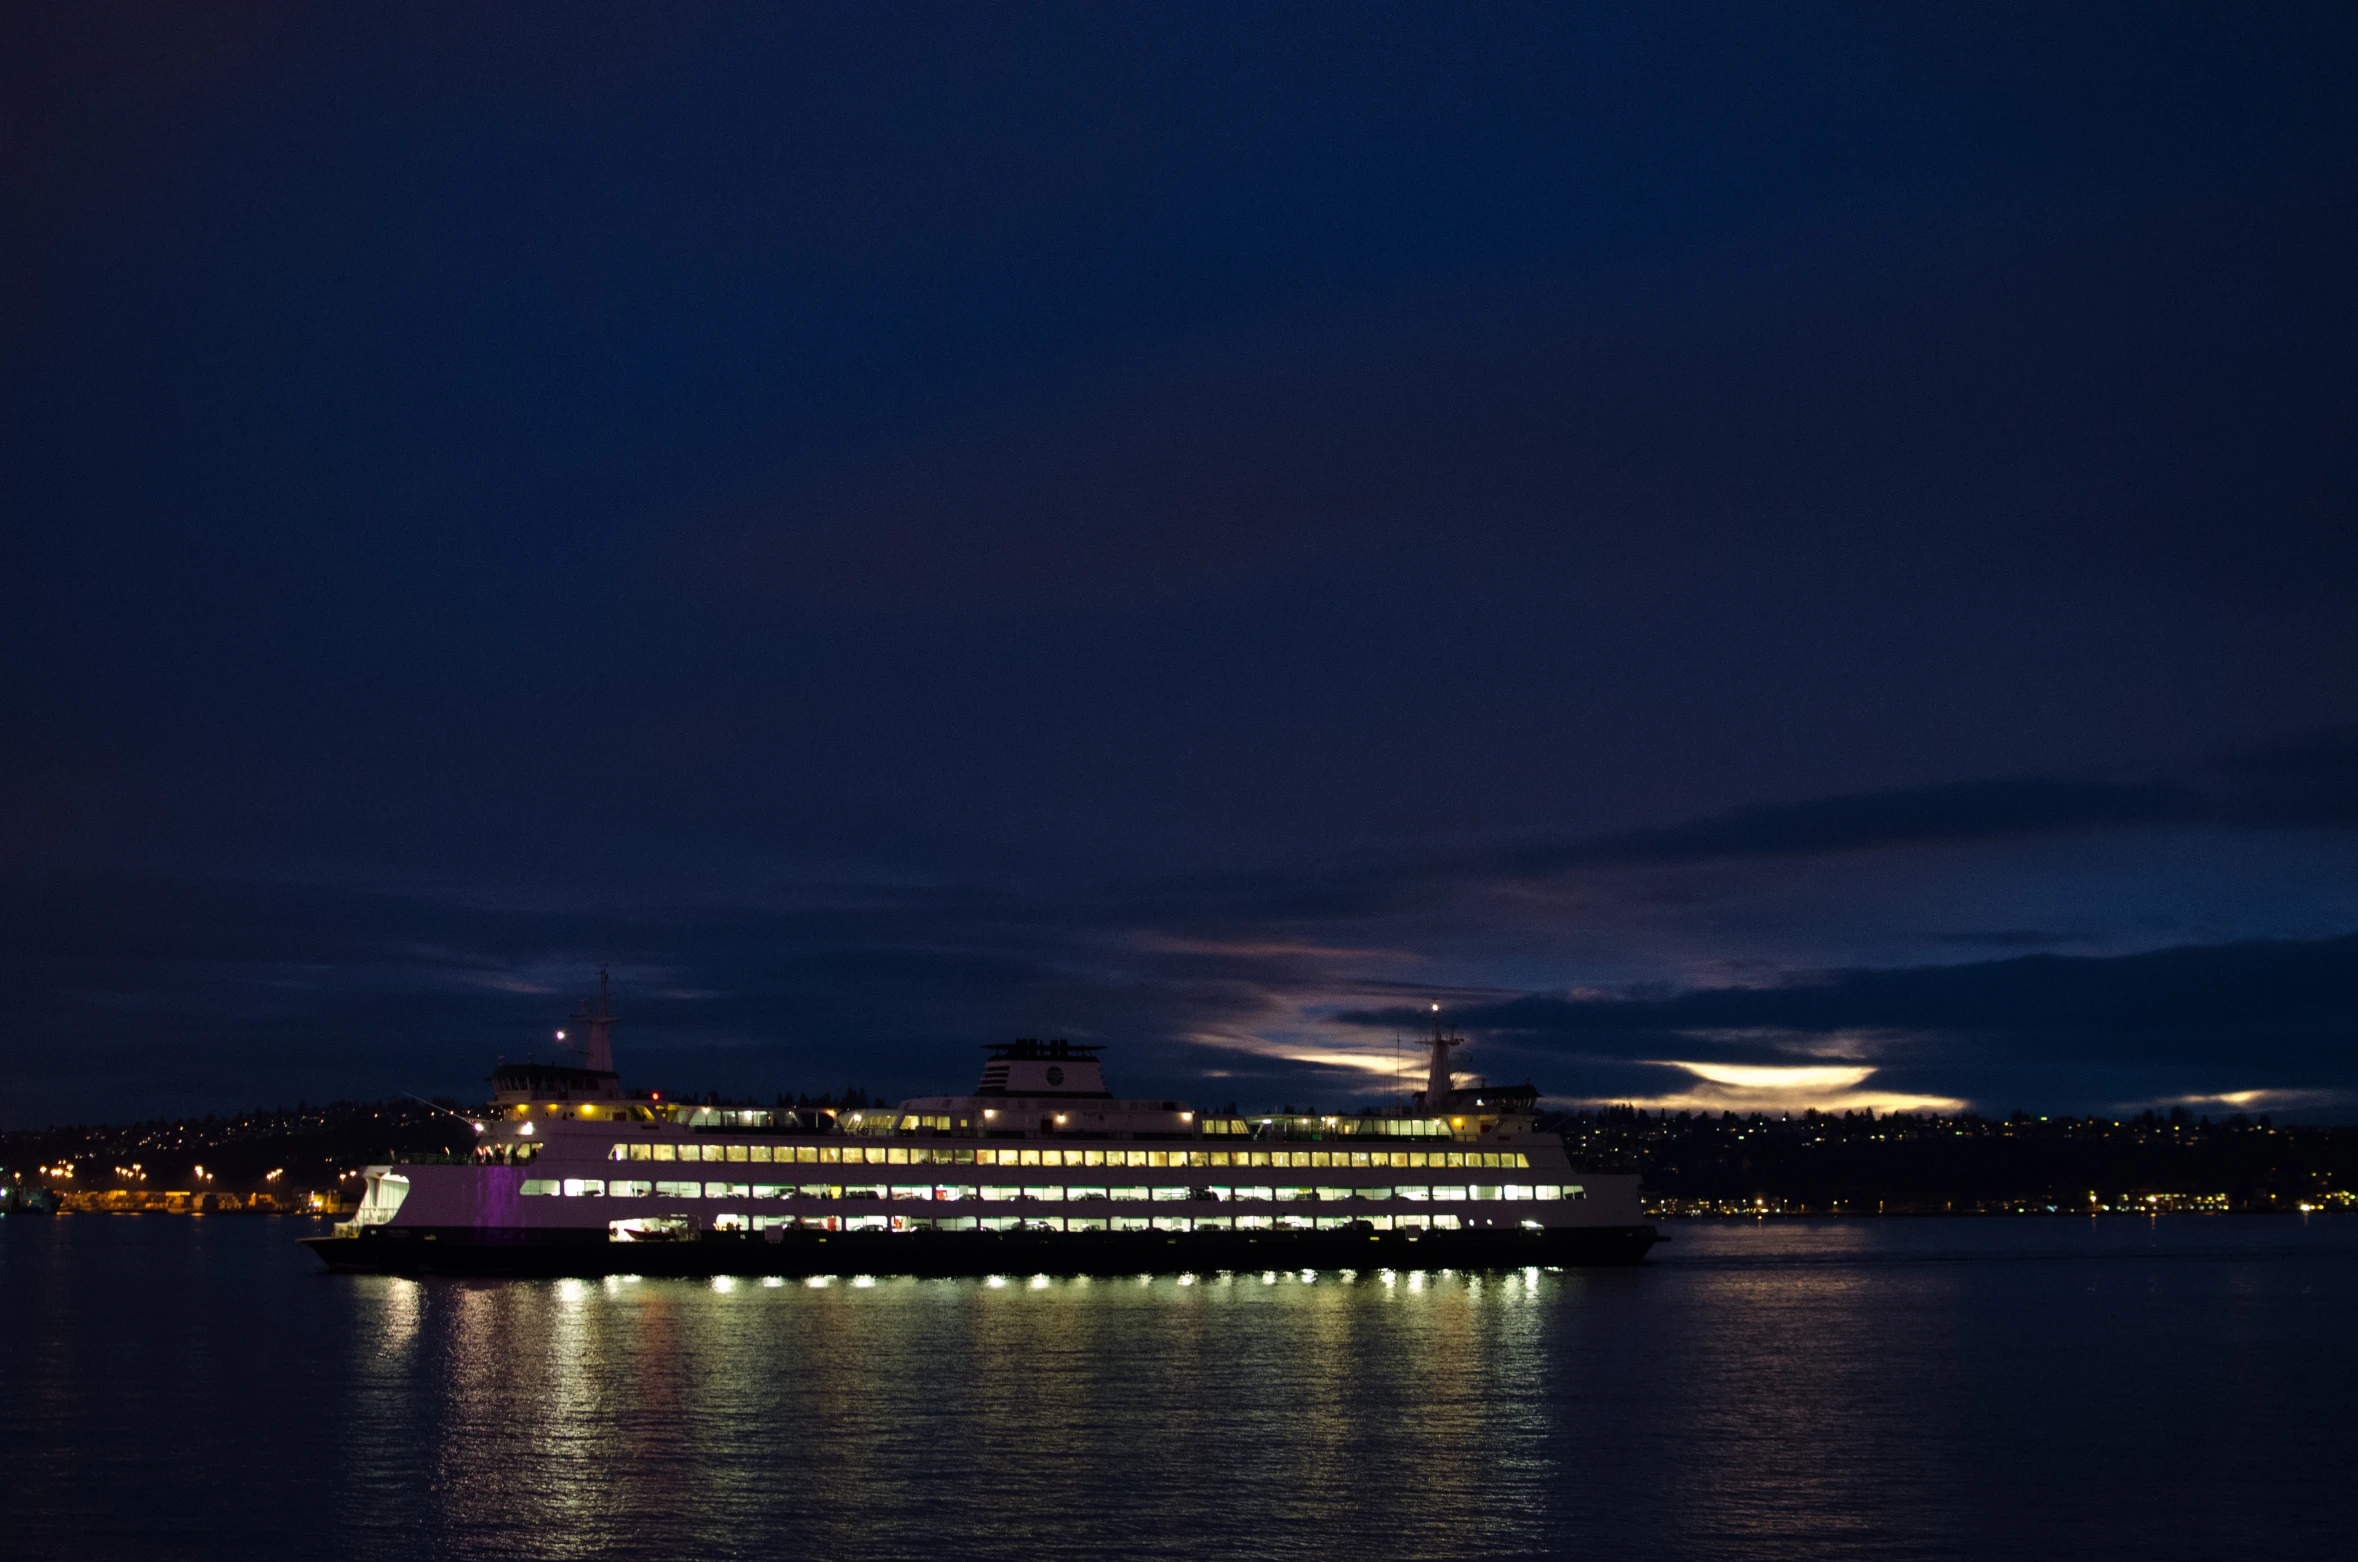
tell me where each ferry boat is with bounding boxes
[302,980,1656,1276]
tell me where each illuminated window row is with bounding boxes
[693,1213,1504,1234]
[607,1142,1533,1170]
[1196,1117,1451,1138]
[531,1179,1583,1202]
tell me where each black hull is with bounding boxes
[303,1223,1657,1277]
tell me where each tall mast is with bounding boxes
[573,966,616,1075]
[1423,1004,1461,1113]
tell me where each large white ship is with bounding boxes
[305,980,1656,1274]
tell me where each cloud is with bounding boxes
[7,731,2358,1126]
[2129,1088,2353,1116]
[1592,1066,1968,1117]
[1584,1059,1964,1115]
[1496,777,2197,873]
[1665,1061,1875,1091]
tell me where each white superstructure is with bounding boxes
[343,1013,1644,1244]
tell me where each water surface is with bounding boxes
[4,1214,2349,1559]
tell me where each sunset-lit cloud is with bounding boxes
[1583,1060,1966,1115]
[1180,1030,1420,1084]
[2130,1088,2352,1116]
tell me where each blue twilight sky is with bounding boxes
[3,4,2356,1127]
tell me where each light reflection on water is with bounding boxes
[4,1216,2354,1561]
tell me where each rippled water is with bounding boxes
[4,1215,2351,1560]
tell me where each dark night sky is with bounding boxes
[5,5,2356,1127]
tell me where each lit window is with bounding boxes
[655,1180,700,1198]
[1151,1186,1189,1202]
[610,1180,653,1198]
[520,1179,559,1196]
[652,1144,676,1162]
[562,1179,604,1197]
[726,1144,749,1164]
[1108,1185,1149,1201]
